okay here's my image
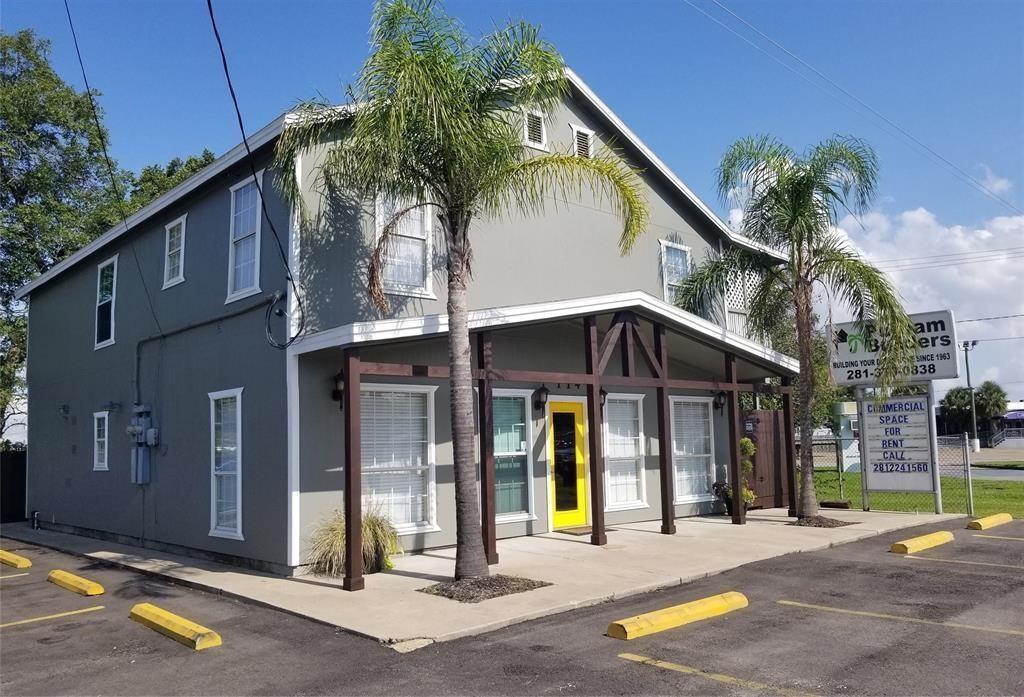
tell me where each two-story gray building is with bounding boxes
[17,70,799,580]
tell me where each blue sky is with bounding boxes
[7,0,1024,399]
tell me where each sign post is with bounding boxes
[830,310,958,513]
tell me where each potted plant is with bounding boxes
[714,437,758,515]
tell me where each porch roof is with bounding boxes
[290,290,799,376]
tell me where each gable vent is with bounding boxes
[525,112,545,147]
[574,128,592,158]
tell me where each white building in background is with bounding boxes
[833,401,861,472]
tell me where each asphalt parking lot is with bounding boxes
[2,518,1022,696]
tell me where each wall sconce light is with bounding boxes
[331,370,345,402]
[58,404,70,419]
[713,391,727,414]
[534,384,550,412]
[600,388,608,408]
[100,401,122,412]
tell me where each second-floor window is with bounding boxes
[227,173,262,302]
[659,240,690,304]
[95,255,117,349]
[163,214,187,289]
[376,197,433,297]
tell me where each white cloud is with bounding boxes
[978,164,1013,196]
[830,208,1024,401]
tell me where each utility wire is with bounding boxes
[957,314,1024,323]
[205,0,305,349]
[63,0,163,337]
[684,0,1024,215]
[872,246,1024,264]
[973,336,1024,343]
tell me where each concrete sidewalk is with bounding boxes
[1,509,962,651]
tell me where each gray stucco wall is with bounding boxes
[25,153,293,568]
[296,323,733,559]
[293,87,725,334]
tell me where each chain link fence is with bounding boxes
[808,433,974,515]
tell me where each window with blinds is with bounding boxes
[361,388,434,531]
[523,110,546,149]
[376,197,431,296]
[227,176,262,301]
[660,241,690,304]
[604,396,645,509]
[209,387,243,539]
[493,394,530,517]
[670,398,715,502]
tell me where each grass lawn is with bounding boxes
[973,461,1024,470]
[812,471,1024,519]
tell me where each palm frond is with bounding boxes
[479,148,648,253]
[674,247,767,323]
[367,200,440,313]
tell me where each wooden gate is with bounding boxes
[743,410,789,509]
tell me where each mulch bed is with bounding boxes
[419,574,551,603]
[789,515,856,528]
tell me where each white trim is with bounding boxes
[287,290,799,374]
[668,395,717,504]
[570,123,595,158]
[92,411,109,471]
[659,239,691,304]
[373,196,436,300]
[161,214,188,289]
[286,154,302,567]
[603,393,647,512]
[361,382,439,535]
[522,108,548,151]
[492,388,537,523]
[564,69,785,262]
[209,387,244,541]
[226,170,264,304]
[544,394,590,532]
[93,255,118,350]
[16,115,285,300]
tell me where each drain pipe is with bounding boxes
[133,294,276,404]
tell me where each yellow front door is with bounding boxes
[549,402,588,528]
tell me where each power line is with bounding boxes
[872,246,1024,264]
[875,252,1024,273]
[205,0,305,349]
[957,314,1024,323]
[63,0,163,337]
[684,0,1023,215]
[973,336,1024,343]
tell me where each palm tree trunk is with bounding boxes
[794,279,820,518]
[446,214,490,580]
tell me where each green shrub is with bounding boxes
[307,508,402,576]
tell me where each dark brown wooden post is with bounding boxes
[654,323,676,534]
[725,353,746,525]
[621,315,636,377]
[584,316,607,546]
[476,332,498,564]
[781,377,798,517]
[342,348,364,591]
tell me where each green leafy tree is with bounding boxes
[940,386,973,434]
[1,29,213,444]
[974,380,1008,432]
[275,0,648,579]
[676,135,916,518]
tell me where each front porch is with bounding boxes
[294,292,802,590]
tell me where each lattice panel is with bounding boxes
[725,270,760,311]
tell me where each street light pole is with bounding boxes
[961,340,980,452]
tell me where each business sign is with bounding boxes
[829,310,958,386]
[862,396,934,492]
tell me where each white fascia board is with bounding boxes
[288,290,799,374]
[563,69,786,263]
[16,114,287,300]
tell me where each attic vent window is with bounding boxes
[572,125,594,158]
[523,110,546,149]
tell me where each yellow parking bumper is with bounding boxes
[130,603,222,651]
[890,530,954,554]
[607,591,748,640]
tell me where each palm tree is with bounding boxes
[676,135,916,518]
[274,0,648,579]
[974,380,1008,433]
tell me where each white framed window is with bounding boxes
[571,124,594,159]
[226,172,263,303]
[493,389,536,522]
[162,214,187,289]
[659,240,690,304]
[361,384,438,534]
[209,387,243,540]
[522,109,547,150]
[670,396,716,503]
[94,255,118,349]
[375,196,434,299]
[92,411,109,471]
[604,394,646,511]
